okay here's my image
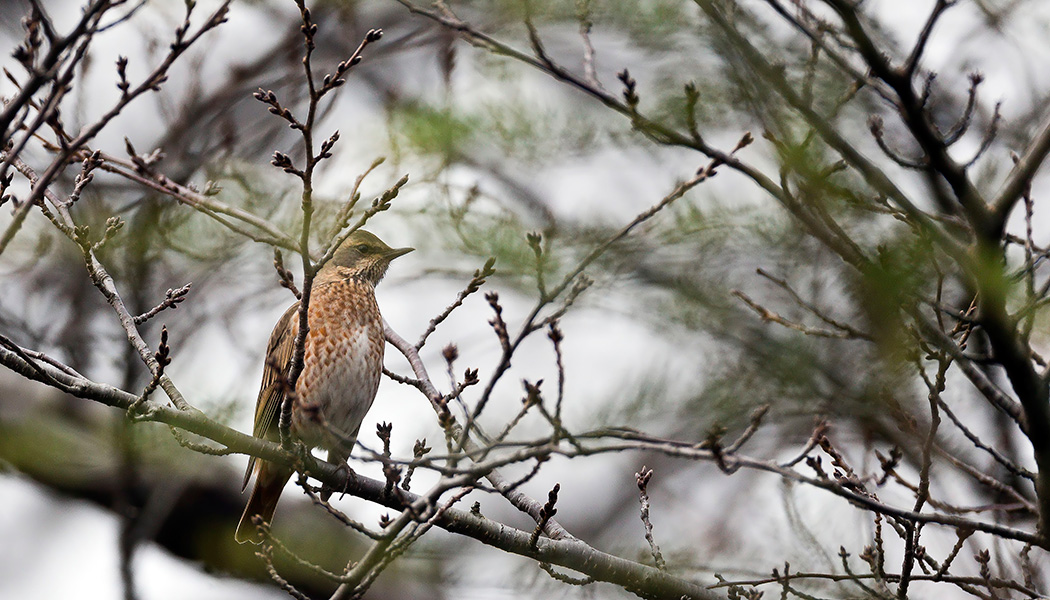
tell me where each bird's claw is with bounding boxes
[320,463,356,501]
[291,441,311,472]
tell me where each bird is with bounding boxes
[235,229,412,544]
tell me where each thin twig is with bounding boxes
[636,467,666,570]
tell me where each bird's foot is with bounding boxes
[320,463,356,501]
[290,441,313,473]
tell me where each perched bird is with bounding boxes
[235,229,412,544]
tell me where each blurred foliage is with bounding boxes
[391,102,481,163]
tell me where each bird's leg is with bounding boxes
[291,440,312,473]
[320,448,355,501]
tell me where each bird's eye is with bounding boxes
[356,244,370,253]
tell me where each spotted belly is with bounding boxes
[291,286,384,455]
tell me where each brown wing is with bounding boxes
[241,302,300,491]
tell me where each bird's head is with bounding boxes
[321,229,413,285]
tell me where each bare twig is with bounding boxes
[133,285,192,325]
[903,0,955,77]
[529,483,560,550]
[636,467,666,570]
[415,257,496,350]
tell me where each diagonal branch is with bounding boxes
[902,0,955,77]
[822,0,993,234]
[992,110,1050,232]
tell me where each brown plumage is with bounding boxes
[235,230,412,544]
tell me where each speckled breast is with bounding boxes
[291,277,385,454]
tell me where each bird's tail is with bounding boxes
[235,461,292,544]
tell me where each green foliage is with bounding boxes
[585,0,699,48]
[856,235,935,361]
[482,99,602,163]
[390,102,480,163]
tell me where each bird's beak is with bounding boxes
[385,247,414,261]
